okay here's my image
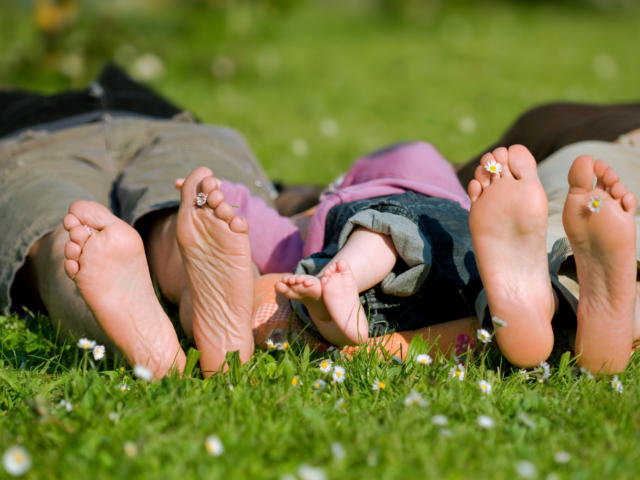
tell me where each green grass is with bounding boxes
[2,1,640,478]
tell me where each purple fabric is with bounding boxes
[303,142,470,256]
[219,180,303,273]
[219,141,469,272]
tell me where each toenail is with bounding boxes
[195,192,208,207]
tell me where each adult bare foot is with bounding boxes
[468,145,556,367]
[63,201,186,378]
[563,155,638,373]
[176,167,255,376]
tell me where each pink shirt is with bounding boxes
[221,141,469,272]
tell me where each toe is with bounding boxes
[602,166,620,191]
[622,192,638,213]
[69,225,92,249]
[63,213,81,231]
[180,167,213,208]
[64,240,82,261]
[214,201,235,222]
[68,201,115,230]
[229,215,249,234]
[206,189,225,209]
[468,179,482,202]
[336,260,349,273]
[474,163,491,189]
[507,145,537,180]
[64,259,79,279]
[200,176,220,195]
[610,182,627,200]
[491,147,513,179]
[567,155,595,193]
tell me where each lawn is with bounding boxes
[1,1,640,478]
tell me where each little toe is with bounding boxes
[622,192,638,213]
[507,145,537,179]
[229,215,249,234]
[568,155,596,192]
[468,179,482,202]
[335,260,349,273]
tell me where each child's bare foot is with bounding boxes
[176,167,255,376]
[563,155,638,373]
[63,201,186,378]
[321,260,368,343]
[468,145,555,367]
[276,261,368,345]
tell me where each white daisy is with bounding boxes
[119,382,130,392]
[579,366,594,380]
[319,359,333,373]
[77,337,96,350]
[276,341,289,351]
[298,464,326,480]
[58,399,73,412]
[539,361,551,380]
[492,316,507,328]
[431,414,449,426]
[416,353,433,366]
[611,375,623,393]
[205,435,224,456]
[123,441,138,458]
[291,376,302,387]
[133,365,153,382]
[484,158,502,175]
[3,446,31,476]
[477,415,495,429]
[403,390,427,407]
[92,344,105,361]
[313,379,326,390]
[265,338,276,350]
[332,366,346,383]
[478,379,492,394]
[554,451,571,464]
[372,379,386,391]
[334,398,346,411]
[331,442,345,461]
[477,328,492,344]
[449,364,465,381]
[588,196,602,213]
[516,460,536,478]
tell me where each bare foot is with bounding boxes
[276,261,368,345]
[563,155,638,373]
[468,145,555,367]
[63,201,186,378]
[176,167,255,375]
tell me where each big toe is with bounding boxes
[68,200,117,230]
[507,144,537,179]
[180,167,213,207]
[568,155,596,192]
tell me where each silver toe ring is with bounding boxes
[195,192,208,207]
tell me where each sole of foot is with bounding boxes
[176,167,255,376]
[468,145,555,367]
[563,155,638,373]
[63,201,185,378]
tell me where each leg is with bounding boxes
[563,155,638,373]
[176,167,255,376]
[276,228,397,345]
[62,201,186,378]
[468,145,557,367]
[457,102,640,186]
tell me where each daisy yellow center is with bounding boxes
[489,165,497,172]
[13,452,24,463]
[292,378,298,385]
[378,382,385,389]
[593,199,600,207]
